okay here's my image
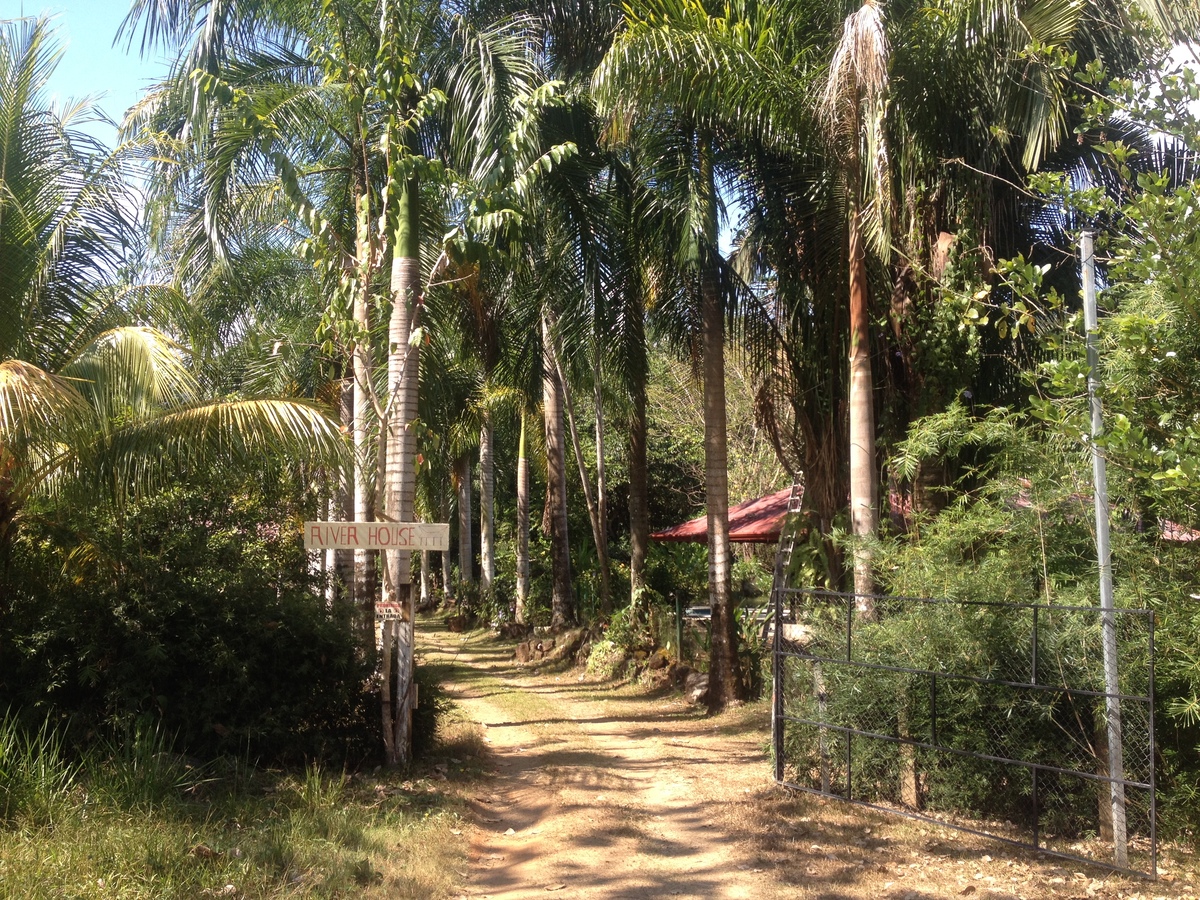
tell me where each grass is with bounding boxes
[0,711,476,900]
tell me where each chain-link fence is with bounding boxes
[771,589,1156,877]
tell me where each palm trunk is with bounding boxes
[440,492,453,603]
[542,311,575,627]
[628,370,649,597]
[353,191,378,647]
[456,454,474,586]
[516,413,530,624]
[381,175,421,766]
[593,353,611,615]
[334,377,354,599]
[848,200,878,611]
[553,345,612,614]
[480,419,495,592]
[628,292,649,599]
[321,488,334,604]
[420,548,432,610]
[698,133,740,709]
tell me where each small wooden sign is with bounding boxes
[375,601,404,621]
[303,521,450,551]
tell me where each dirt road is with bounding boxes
[420,625,1198,900]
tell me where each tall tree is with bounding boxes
[541,307,576,626]
[820,0,890,604]
[0,17,345,549]
[126,0,553,763]
[596,4,770,705]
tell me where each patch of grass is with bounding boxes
[585,639,628,680]
[0,711,79,828]
[0,717,476,900]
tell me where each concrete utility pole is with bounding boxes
[1081,230,1128,868]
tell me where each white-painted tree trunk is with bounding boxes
[480,421,495,591]
[381,188,421,765]
[516,414,530,623]
[353,192,378,645]
[847,205,878,612]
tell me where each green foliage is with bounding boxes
[781,596,1154,835]
[411,663,453,761]
[0,712,78,827]
[0,477,374,764]
[1000,59,1200,512]
[585,639,629,679]
[731,554,770,602]
[603,590,658,653]
[734,606,768,699]
[939,57,1200,835]
[880,396,1200,835]
[644,541,708,609]
[451,575,516,629]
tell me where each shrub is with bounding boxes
[585,639,628,680]
[0,477,375,764]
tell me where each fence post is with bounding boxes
[772,583,784,782]
[674,592,684,663]
[1082,230,1128,868]
[1149,613,1157,878]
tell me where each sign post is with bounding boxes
[1082,231,1127,868]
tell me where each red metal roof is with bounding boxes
[650,487,794,544]
[1162,519,1200,542]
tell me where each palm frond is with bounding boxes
[91,397,348,505]
[0,358,94,449]
[59,326,201,424]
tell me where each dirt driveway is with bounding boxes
[419,625,1198,900]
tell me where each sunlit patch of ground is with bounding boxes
[419,618,1198,900]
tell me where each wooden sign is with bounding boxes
[303,521,450,551]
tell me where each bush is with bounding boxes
[873,402,1200,837]
[585,639,628,680]
[0,477,375,764]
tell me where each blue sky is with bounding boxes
[2,1,168,145]
[3,2,745,247]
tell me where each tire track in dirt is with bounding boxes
[422,626,1200,900]
[423,629,794,900]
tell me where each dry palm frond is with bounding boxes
[0,360,93,446]
[820,0,890,138]
[821,0,892,256]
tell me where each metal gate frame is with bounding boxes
[771,587,1157,878]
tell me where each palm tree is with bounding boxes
[595,1,783,706]
[820,0,890,604]
[541,306,576,625]
[126,0,569,760]
[0,17,345,550]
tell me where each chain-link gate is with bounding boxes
[771,588,1156,877]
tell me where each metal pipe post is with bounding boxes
[1082,230,1128,867]
[772,585,784,782]
[675,593,684,662]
